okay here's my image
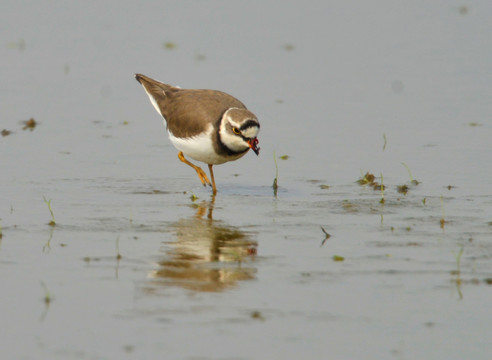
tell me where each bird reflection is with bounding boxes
[148,196,258,292]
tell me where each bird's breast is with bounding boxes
[168,127,246,165]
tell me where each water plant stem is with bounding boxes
[43,196,56,226]
[273,151,279,196]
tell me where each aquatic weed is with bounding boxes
[42,228,54,252]
[190,192,198,202]
[22,118,37,131]
[272,151,279,196]
[7,38,26,51]
[320,226,331,247]
[163,41,177,50]
[453,246,464,299]
[115,236,122,261]
[356,171,375,185]
[455,246,464,272]
[401,162,419,185]
[39,281,53,321]
[397,184,409,194]
[43,196,56,226]
[440,195,446,229]
[283,43,295,51]
[40,281,52,305]
[379,173,385,204]
[251,311,265,320]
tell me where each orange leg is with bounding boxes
[177,152,211,187]
[208,164,217,195]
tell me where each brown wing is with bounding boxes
[165,90,246,138]
[136,73,247,138]
[135,74,177,116]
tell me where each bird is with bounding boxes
[135,74,260,194]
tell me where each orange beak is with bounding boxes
[247,138,260,155]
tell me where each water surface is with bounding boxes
[1,1,492,359]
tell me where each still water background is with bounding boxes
[1,1,492,359]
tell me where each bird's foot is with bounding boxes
[195,167,212,187]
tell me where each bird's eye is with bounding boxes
[232,127,241,135]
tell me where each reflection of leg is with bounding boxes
[194,196,215,220]
[177,152,211,187]
[207,192,216,220]
[195,205,206,218]
[208,164,217,195]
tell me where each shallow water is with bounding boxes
[1,1,492,359]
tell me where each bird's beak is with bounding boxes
[248,138,260,155]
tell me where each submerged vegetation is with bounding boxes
[397,184,409,194]
[22,118,37,131]
[43,196,56,227]
[250,310,265,320]
[320,226,331,247]
[401,162,419,185]
[356,171,386,193]
[115,236,122,261]
[283,43,295,52]
[357,163,422,199]
[163,41,177,50]
[379,172,385,204]
[272,151,279,196]
[7,38,26,51]
[189,192,198,202]
[351,167,452,231]
[356,171,375,186]
[40,281,52,305]
[440,195,446,229]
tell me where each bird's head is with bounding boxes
[220,108,260,155]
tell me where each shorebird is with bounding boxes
[135,74,260,194]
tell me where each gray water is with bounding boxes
[1,1,492,359]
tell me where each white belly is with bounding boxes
[168,126,245,165]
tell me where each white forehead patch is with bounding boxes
[225,108,242,128]
[227,118,241,128]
